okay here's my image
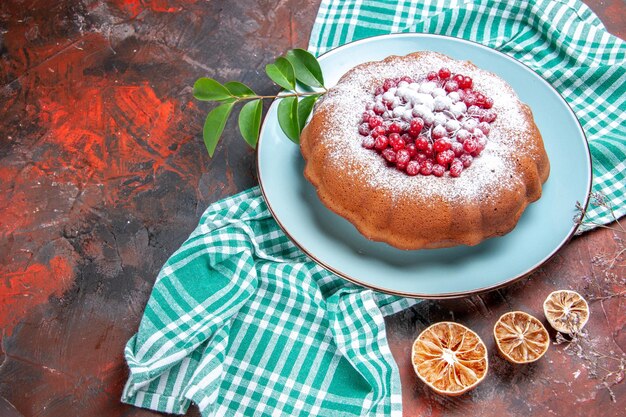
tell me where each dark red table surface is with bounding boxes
[0,1,624,416]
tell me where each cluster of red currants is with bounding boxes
[358,67,498,177]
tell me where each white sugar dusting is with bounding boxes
[316,51,535,202]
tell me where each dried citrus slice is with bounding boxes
[493,311,549,364]
[411,322,488,396]
[543,290,590,334]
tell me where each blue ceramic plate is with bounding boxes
[257,34,591,299]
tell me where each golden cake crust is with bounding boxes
[300,51,550,250]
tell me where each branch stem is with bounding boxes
[230,90,327,102]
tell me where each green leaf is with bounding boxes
[225,81,256,97]
[284,49,324,88]
[297,94,319,132]
[193,77,233,101]
[238,99,263,148]
[277,96,299,144]
[265,57,295,90]
[203,101,235,157]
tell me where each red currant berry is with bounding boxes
[463,138,478,153]
[438,67,452,80]
[472,141,485,157]
[477,122,491,135]
[424,143,435,157]
[464,93,477,107]
[483,97,494,109]
[362,111,373,122]
[405,143,417,158]
[460,154,473,167]
[436,149,455,166]
[396,162,407,171]
[456,129,471,143]
[400,76,414,83]
[374,87,384,96]
[420,160,434,175]
[371,125,386,138]
[432,164,445,177]
[427,71,438,81]
[391,136,406,152]
[460,76,473,89]
[415,152,427,163]
[446,119,461,132]
[475,93,486,107]
[383,79,397,91]
[452,141,464,157]
[483,110,497,123]
[397,149,411,165]
[453,74,464,84]
[406,160,420,176]
[444,80,459,92]
[373,102,386,115]
[449,159,463,177]
[388,122,402,133]
[467,105,481,115]
[410,117,424,132]
[358,123,370,136]
[374,135,389,150]
[368,115,383,128]
[433,138,452,152]
[362,136,375,149]
[414,136,429,151]
[472,128,485,140]
[432,125,448,140]
[382,148,396,162]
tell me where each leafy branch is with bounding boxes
[193,49,327,156]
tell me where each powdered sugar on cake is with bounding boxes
[317,51,531,202]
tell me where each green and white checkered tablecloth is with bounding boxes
[122,187,416,415]
[123,1,625,415]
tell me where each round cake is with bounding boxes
[300,51,550,250]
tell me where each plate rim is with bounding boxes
[256,33,593,299]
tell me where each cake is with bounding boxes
[299,51,550,250]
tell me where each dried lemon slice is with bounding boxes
[494,311,549,364]
[543,290,589,334]
[412,322,488,396]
